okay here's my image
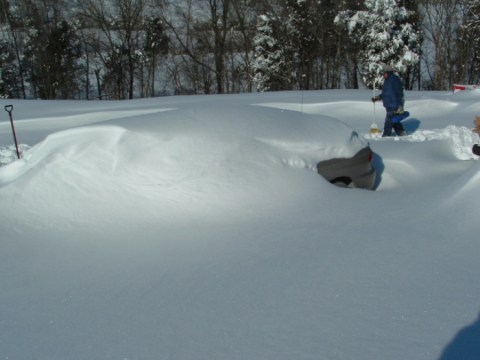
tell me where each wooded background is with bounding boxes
[0,0,479,99]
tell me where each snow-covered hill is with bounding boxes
[0,90,479,360]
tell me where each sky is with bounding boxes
[0,89,479,360]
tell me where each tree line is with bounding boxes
[0,0,479,100]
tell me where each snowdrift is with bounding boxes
[1,90,480,360]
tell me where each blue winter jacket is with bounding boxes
[379,71,404,111]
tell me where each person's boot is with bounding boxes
[393,123,406,136]
[382,118,393,137]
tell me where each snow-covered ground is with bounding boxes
[1,89,479,360]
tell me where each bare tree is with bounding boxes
[164,0,234,94]
[420,0,468,90]
[228,0,257,92]
[80,0,147,99]
[457,0,480,84]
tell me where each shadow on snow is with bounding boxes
[438,312,480,360]
[403,117,421,134]
[371,152,384,190]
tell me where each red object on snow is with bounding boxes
[453,84,478,92]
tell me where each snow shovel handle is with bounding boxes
[4,104,20,159]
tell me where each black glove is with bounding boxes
[473,144,480,156]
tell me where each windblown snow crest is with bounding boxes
[0,126,131,186]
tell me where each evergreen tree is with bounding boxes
[336,0,421,89]
[23,18,83,99]
[18,0,83,99]
[400,0,422,89]
[0,40,19,98]
[141,16,169,97]
[284,0,320,90]
[253,0,321,92]
[253,13,291,91]
[1,0,27,98]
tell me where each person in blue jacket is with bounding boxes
[372,65,407,137]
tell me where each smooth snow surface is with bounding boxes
[1,90,480,360]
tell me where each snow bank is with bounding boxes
[366,125,480,160]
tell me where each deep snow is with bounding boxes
[0,89,479,360]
